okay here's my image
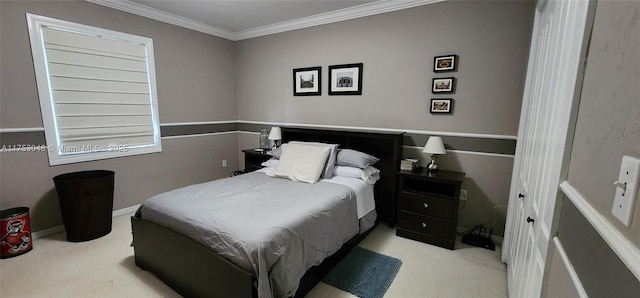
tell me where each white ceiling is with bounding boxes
[131,0,376,32]
[88,0,442,40]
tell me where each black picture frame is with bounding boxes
[328,63,363,95]
[433,54,458,72]
[293,66,321,96]
[432,77,455,93]
[430,98,453,114]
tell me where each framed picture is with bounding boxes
[433,54,458,72]
[430,98,453,114]
[293,66,321,96]
[432,77,455,93]
[328,63,363,95]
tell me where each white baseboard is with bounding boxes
[31,204,140,240]
[31,225,65,240]
[112,204,140,218]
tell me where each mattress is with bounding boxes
[138,171,368,298]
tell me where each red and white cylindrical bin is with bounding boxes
[1,207,33,258]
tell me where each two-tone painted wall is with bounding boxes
[543,1,640,295]
[1,0,536,237]
[0,1,238,231]
[235,0,535,236]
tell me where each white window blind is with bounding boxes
[27,14,162,165]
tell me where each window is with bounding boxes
[27,14,162,165]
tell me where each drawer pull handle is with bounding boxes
[423,203,429,208]
[421,222,427,228]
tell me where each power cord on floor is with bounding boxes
[458,205,508,250]
[456,224,485,236]
[460,224,494,250]
[456,204,508,237]
[487,205,508,240]
[458,199,467,211]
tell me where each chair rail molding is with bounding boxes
[560,181,640,280]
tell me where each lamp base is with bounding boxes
[269,140,281,150]
[427,155,439,171]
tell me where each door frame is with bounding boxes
[502,0,596,295]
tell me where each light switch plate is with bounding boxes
[612,156,640,227]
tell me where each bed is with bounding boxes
[131,127,403,297]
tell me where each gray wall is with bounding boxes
[565,0,640,246]
[0,1,238,231]
[1,0,536,237]
[545,1,640,296]
[235,1,532,136]
[236,0,535,236]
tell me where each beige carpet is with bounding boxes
[1,214,507,297]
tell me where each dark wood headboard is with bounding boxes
[282,127,404,226]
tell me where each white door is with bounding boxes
[502,0,591,297]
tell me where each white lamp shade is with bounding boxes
[423,136,446,154]
[268,127,282,140]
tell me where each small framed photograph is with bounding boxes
[329,63,363,95]
[293,66,321,96]
[433,54,458,72]
[432,77,455,93]
[430,98,453,114]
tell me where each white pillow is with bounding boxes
[333,166,381,184]
[272,143,331,184]
[268,147,282,158]
[256,166,276,176]
[289,141,338,179]
[261,158,279,168]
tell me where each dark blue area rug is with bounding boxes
[322,247,402,298]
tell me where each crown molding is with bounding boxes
[87,0,444,41]
[234,0,445,40]
[86,0,236,40]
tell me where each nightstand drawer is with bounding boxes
[400,191,454,219]
[396,169,465,249]
[397,211,453,239]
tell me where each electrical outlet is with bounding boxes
[460,189,468,201]
[222,159,227,168]
[612,156,639,227]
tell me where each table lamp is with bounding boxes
[268,127,282,149]
[423,136,446,171]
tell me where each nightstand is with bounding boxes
[396,168,465,249]
[242,148,272,172]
